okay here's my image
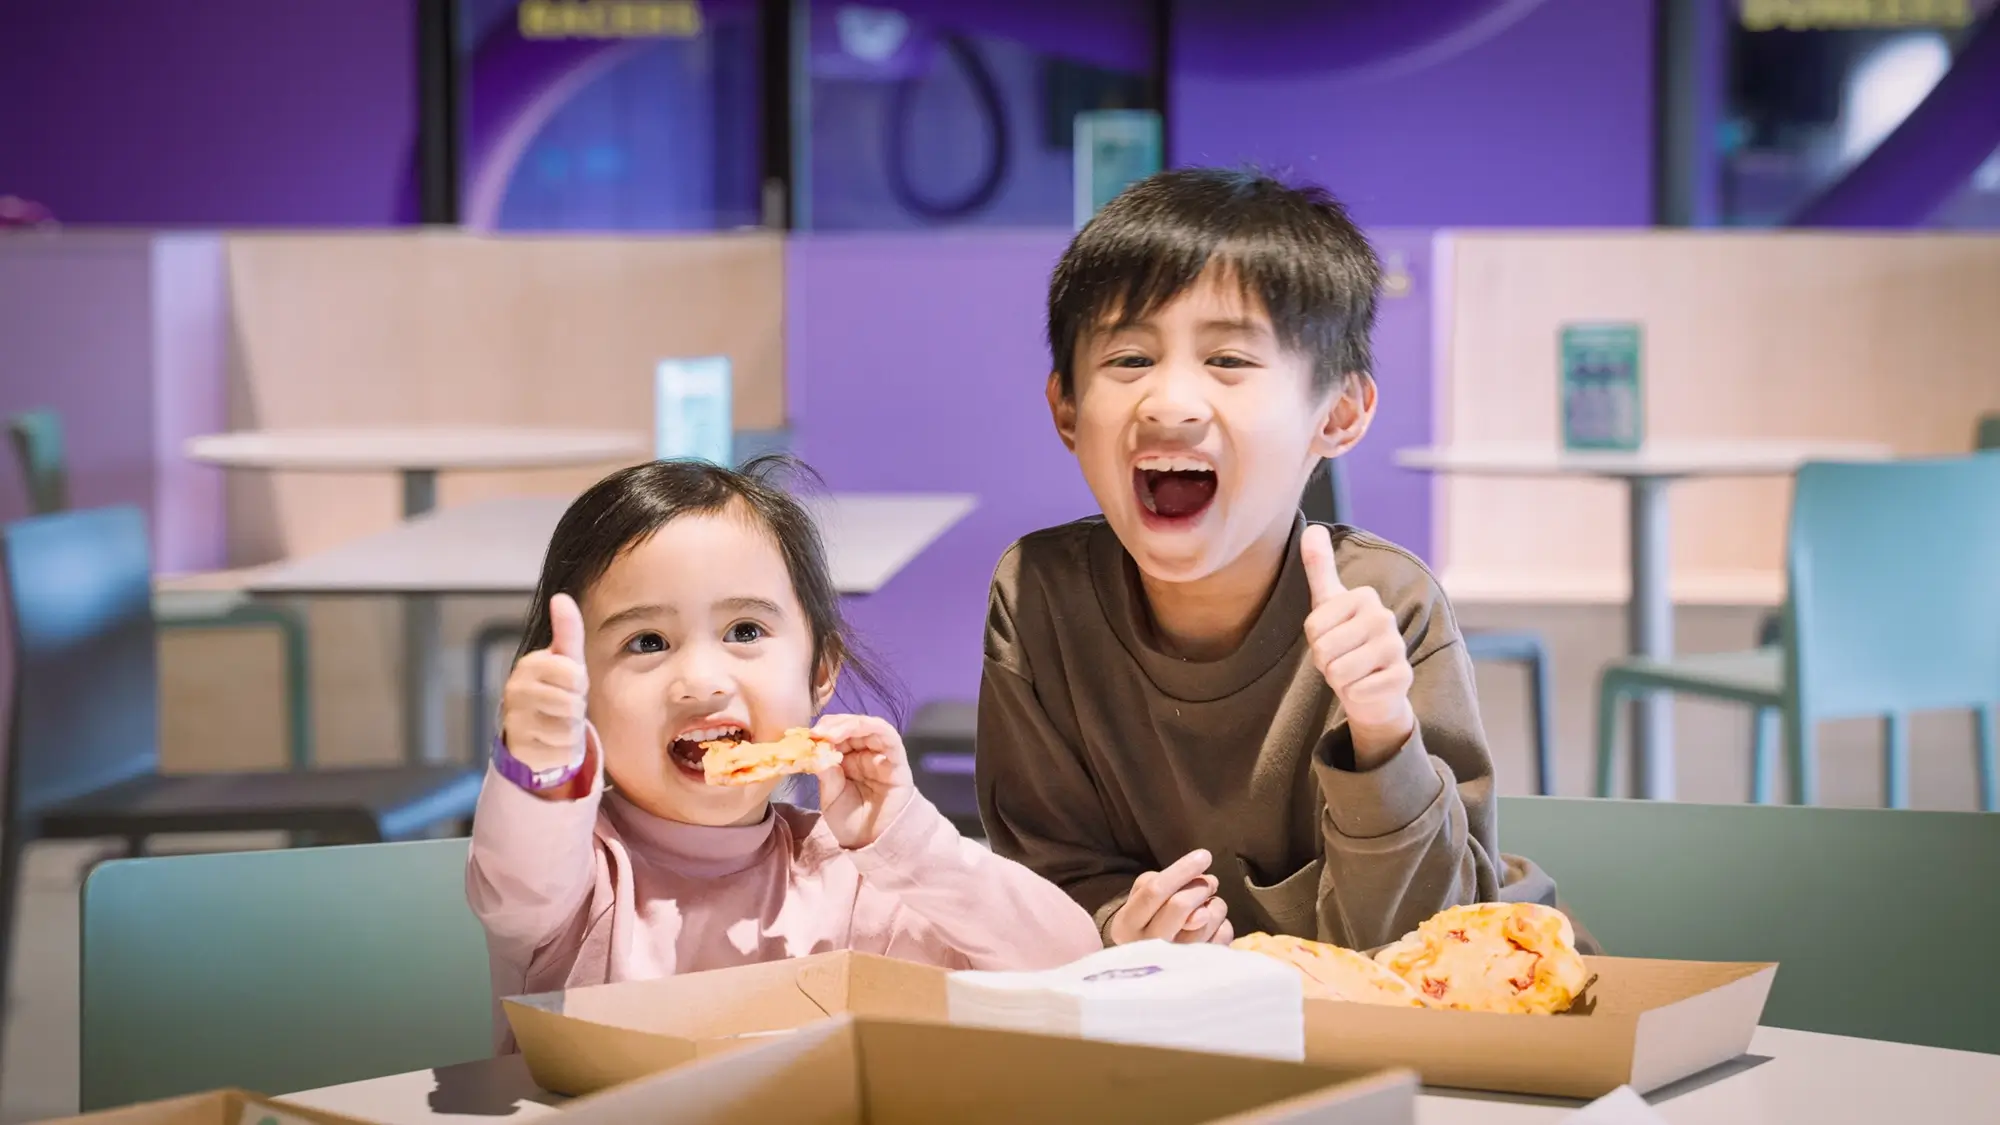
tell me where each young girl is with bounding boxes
[468,457,1100,1045]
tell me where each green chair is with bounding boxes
[1596,457,2000,809]
[80,838,493,1109]
[1976,412,2000,454]
[6,409,312,767]
[1501,795,2000,1054]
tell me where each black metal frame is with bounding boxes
[410,0,1177,231]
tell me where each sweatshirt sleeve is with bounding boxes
[464,727,605,968]
[1309,558,1504,950]
[849,793,1103,970]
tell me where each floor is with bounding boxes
[3,602,1990,1121]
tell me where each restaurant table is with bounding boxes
[190,492,976,767]
[186,427,651,765]
[280,1025,2000,1124]
[1394,440,1889,801]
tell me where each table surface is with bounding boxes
[214,492,976,598]
[281,1026,2000,1125]
[1394,440,1892,478]
[185,428,649,472]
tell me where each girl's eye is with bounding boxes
[1106,354,1152,369]
[1208,354,1253,368]
[624,632,666,655]
[725,621,766,644]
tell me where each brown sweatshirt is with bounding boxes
[976,515,1561,951]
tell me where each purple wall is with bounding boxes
[786,229,1439,706]
[1171,0,1657,227]
[787,233,1092,705]
[0,0,416,226]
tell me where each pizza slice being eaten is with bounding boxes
[1231,932,1428,1007]
[1373,902,1590,1015]
[700,728,842,787]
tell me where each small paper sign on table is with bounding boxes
[1560,322,1644,452]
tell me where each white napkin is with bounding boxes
[1561,1086,1670,1124]
[946,940,1305,1061]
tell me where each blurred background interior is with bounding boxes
[0,0,1997,1117]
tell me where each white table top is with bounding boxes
[186,428,648,473]
[226,492,977,598]
[281,1026,2000,1125]
[1395,440,1892,479]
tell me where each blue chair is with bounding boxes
[5,408,314,767]
[80,838,493,1108]
[1500,796,2000,1054]
[1596,457,2000,808]
[0,506,486,1074]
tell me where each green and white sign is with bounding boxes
[1074,109,1162,229]
[655,355,733,466]
[1560,323,1644,452]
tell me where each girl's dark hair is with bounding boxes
[516,455,903,721]
[1047,166,1382,398]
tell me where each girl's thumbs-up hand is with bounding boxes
[500,593,591,773]
[1300,525,1415,768]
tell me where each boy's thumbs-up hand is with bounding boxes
[1300,525,1415,768]
[500,592,591,774]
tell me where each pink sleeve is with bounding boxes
[465,727,605,966]
[848,794,1102,971]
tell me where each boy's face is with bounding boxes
[1049,270,1374,588]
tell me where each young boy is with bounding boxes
[975,168,1561,951]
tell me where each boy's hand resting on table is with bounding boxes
[498,593,590,776]
[1301,524,1416,770]
[1107,849,1232,946]
[812,714,917,850]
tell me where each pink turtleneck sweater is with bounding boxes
[466,752,1102,1048]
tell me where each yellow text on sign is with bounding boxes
[518,0,704,39]
[1739,0,1974,31]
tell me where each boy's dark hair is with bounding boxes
[516,455,902,721]
[1047,167,1381,398]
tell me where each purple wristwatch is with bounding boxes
[491,734,585,793]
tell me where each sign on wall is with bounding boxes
[518,0,703,39]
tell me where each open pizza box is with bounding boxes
[34,1091,381,1125]
[503,950,949,1096]
[1303,956,1777,1099]
[546,1015,1420,1125]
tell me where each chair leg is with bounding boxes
[1883,713,1911,810]
[278,606,312,770]
[1594,679,1623,798]
[1974,705,1997,813]
[1526,644,1556,796]
[1785,707,1819,806]
[1750,707,1780,805]
[0,828,22,1066]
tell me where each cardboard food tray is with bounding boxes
[36,1090,381,1125]
[548,1015,1420,1125]
[503,950,949,1096]
[1303,956,1777,1099]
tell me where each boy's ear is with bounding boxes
[1046,373,1079,452]
[1311,373,1377,459]
[813,657,842,711]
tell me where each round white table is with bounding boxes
[186,427,649,766]
[1395,440,1890,800]
[185,427,648,517]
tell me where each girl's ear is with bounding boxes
[813,657,842,711]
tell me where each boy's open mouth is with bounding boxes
[669,725,746,779]
[1134,463,1218,525]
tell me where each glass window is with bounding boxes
[1719,2,1998,227]
[456,0,765,231]
[798,1,1160,230]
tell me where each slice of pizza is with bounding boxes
[700,728,842,787]
[1373,902,1590,1015]
[1230,932,1428,1007]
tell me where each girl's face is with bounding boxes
[576,502,831,827]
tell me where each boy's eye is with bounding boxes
[725,621,766,644]
[624,632,667,655]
